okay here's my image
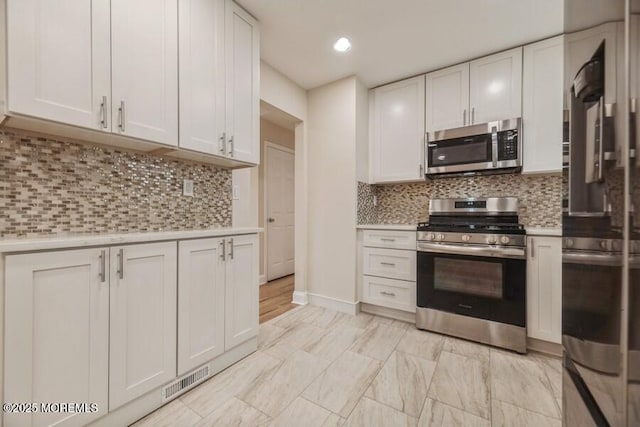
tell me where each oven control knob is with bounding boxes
[487,235,497,244]
[437,233,445,241]
[500,236,510,245]
[600,240,608,250]
[427,233,435,241]
[565,238,574,248]
[462,234,471,242]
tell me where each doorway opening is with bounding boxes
[258,101,298,323]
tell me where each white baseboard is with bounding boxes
[259,274,267,285]
[292,291,308,305]
[307,292,358,315]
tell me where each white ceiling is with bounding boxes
[238,0,564,90]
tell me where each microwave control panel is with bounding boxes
[497,130,518,161]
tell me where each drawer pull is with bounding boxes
[380,238,396,242]
[380,262,396,267]
[380,291,396,297]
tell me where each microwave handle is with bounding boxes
[596,97,604,182]
[491,127,498,167]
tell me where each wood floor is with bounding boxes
[259,274,296,324]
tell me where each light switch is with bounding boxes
[183,179,194,197]
[232,185,239,200]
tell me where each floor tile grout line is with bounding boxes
[492,397,563,421]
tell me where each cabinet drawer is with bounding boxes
[363,247,416,281]
[363,230,416,250]
[362,275,416,313]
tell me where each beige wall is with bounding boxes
[258,118,295,280]
[307,76,361,304]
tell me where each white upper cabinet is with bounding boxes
[7,0,111,130]
[527,236,562,344]
[522,36,564,174]
[111,0,179,146]
[178,238,226,376]
[179,0,226,155]
[225,234,259,350]
[469,47,523,123]
[371,75,426,183]
[225,0,260,164]
[109,242,177,410]
[178,0,259,163]
[425,63,470,132]
[4,248,109,427]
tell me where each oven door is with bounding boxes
[416,244,526,327]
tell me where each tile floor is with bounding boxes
[131,305,562,427]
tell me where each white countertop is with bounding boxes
[525,227,562,237]
[0,227,262,253]
[357,224,417,231]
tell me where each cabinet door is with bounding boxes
[179,0,226,155]
[225,0,260,164]
[522,36,564,174]
[372,75,426,183]
[425,63,470,131]
[225,234,259,350]
[469,47,523,123]
[7,0,111,130]
[4,248,109,427]
[178,238,226,375]
[109,242,177,410]
[111,0,179,146]
[526,236,562,344]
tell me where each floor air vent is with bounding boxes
[162,364,210,402]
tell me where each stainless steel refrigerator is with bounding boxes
[562,1,639,425]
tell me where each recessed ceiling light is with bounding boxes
[333,37,351,52]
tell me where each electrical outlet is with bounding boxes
[232,185,239,200]
[373,195,378,206]
[183,179,194,197]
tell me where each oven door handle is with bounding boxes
[562,250,622,266]
[417,242,526,259]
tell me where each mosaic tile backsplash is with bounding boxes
[358,174,563,228]
[0,129,231,238]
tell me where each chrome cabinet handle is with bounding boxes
[219,132,226,154]
[220,239,226,261]
[228,136,234,157]
[100,96,108,129]
[471,107,475,124]
[380,291,396,297]
[530,238,534,258]
[118,101,125,132]
[463,109,467,126]
[99,249,106,283]
[117,248,124,279]
[268,218,275,223]
[419,163,423,176]
[228,238,234,260]
[380,238,395,242]
[380,262,396,267]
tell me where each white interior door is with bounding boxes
[266,143,295,281]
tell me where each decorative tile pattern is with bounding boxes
[0,129,231,237]
[357,181,377,224]
[357,173,562,227]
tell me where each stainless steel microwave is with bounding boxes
[425,118,522,177]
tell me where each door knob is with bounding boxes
[268,218,275,223]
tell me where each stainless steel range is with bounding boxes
[416,197,527,353]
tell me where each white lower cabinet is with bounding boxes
[177,235,258,376]
[359,229,417,314]
[4,248,109,427]
[3,233,258,426]
[109,242,177,410]
[526,236,562,344]
[178,238,226,375]
[224,234,259,350]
